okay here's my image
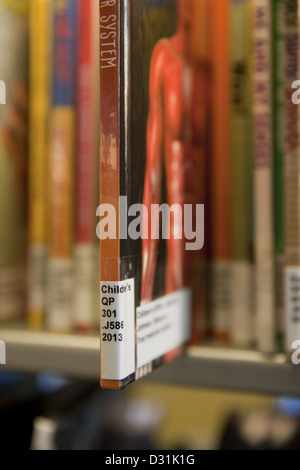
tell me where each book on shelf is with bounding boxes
[272,0,285,352]
[284,0,300,354]
[99,0,210,389]
[73,0,98,333]
[208,0,231,342]
[28,0,52,330]
[0,0,28,322]
[251,0,275,353]
[47,0,77,333]
[229,0,254,347]
[188,0,209,345]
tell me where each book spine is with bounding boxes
[209,0,231,341]
[99,0,120,282]
[191,0,209,345]
[252,0,275,352]
[273,0,285,352]
[28,0,51,330]
[93,0,100,331]
[99,0,125,389]
[230,0,254,347]
[284,0,300,353]
[73,0,96,333]
[47,0,77,333]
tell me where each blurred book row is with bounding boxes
[1,0,300,359]
[0,0,99,333]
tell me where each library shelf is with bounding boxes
[1,327,300,396]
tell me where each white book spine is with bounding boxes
[252,0,275,353]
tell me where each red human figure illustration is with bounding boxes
[141,0,208,342]
[141,0,208,338]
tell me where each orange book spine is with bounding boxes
[99,0,121,389]
[209,0,231,340]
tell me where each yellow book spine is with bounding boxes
[28,0,51,329]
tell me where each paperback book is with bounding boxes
[99,0,207,388]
